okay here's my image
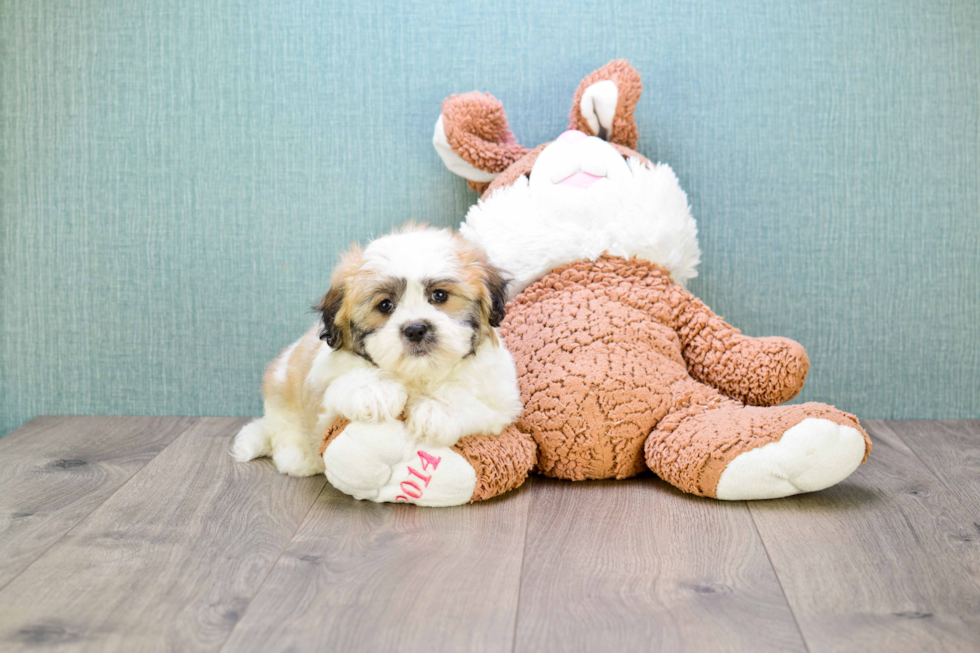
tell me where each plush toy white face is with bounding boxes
[460,130,702,300]
[529,129,632,192]
[318,228,506,383]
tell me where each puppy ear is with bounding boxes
[476,261,510,347]
[453,234,510,346]
[482,262,509,328]
[315,245,362,351]
[315,285,347,350]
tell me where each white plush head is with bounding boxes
[434,61,701,299]
[317,226,508,381]
[459,130,701,299]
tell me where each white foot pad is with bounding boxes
[715,418,866,500]
[322,421,477,507]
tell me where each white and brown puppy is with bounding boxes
[231,224,523,478]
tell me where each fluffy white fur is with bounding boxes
[460,135,701,299]
[231,228,523,480]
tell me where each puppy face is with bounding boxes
[317,226,507,381]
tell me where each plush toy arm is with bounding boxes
[320,417,535,505]
[668,286,810,406]
[452,425,537,502]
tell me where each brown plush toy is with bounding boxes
[320,60,870,506]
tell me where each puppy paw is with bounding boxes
[324,374,407,423]
[406,398,464,448]
[323,421,476,506]
[271,443,325,477]
[230,419,269,462]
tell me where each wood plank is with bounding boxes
[0,416,195,590]
[885,420,980,512]
[513,477,806,653]
[749,420,980,652]
[219,479,534,653]
[0,417,327,653]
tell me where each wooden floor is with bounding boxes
[0,418,979,652]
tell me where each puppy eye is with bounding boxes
[377,299,394,314]
[429,289,449,304]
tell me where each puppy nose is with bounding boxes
[402,322,430,343]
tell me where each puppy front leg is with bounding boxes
[406,387,515,448]
[323,367,408,423]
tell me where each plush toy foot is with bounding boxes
[322,420,477,507]
[714,418,866,500]
[646,402,871,499]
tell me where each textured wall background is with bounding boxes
[2,0,978,436]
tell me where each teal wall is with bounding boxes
[2,0,978,436]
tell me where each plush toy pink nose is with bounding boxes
[556,129,589,145]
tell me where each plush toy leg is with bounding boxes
[645,399,871,500]
[320,419,535,506]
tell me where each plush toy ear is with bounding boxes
[569,60,643,150]
[433,92,529,193]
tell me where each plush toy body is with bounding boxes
[321,60,870,505]
[499,255,869,498]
